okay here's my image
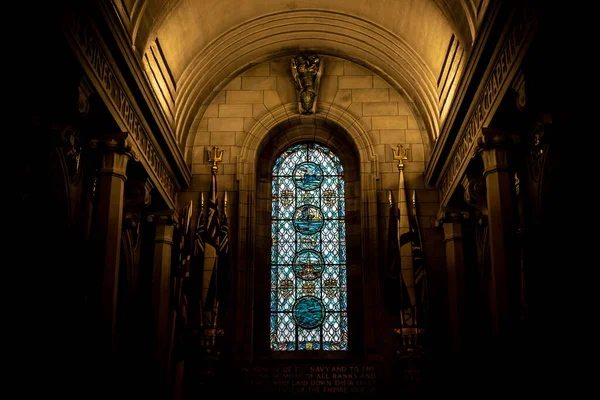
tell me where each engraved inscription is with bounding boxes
[440,7,536,205]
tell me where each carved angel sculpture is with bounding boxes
[291,54,323,114]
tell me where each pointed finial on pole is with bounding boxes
[388,190,393,207]
[392,144,409,170]
[208,145,223,173]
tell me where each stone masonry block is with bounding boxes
[242,76,277,90]
[208,117,244,131]
[219,104,253,118]
[344,62,371,75]
[338,75,373,89]
[226,91,263,104]
[371,116,408,130]
[352,89,388,103]
[363,102,398,116]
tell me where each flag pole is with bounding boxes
[393,144,415,329]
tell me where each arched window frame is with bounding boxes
[270,142,348,352]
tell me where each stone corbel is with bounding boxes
[123,177,154,248]
[58,124,83,184]
[78,76,94,116]
[461,173,488,226]
[512,69,527,113]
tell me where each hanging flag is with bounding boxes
[397,160,416,327]
[411,190,428,324]
[217,192,231,307]
[183,194,205,333]
[171,200,193,363]
[205,172,220,248]
[203,172,220,316]
[382,191,411,315]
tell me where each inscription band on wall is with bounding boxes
[63,12,178,209]
[439,6,537,206]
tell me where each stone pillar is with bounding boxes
[147,210,177,391]
[90,132,134,352]
[435,209,469,353]
[477,128,521,338]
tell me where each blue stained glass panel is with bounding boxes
[271,143,347,352]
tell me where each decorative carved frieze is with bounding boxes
[63,12,178,209]
[438,6,537,207]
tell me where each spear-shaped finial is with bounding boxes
[388,190,393,207]
[392,144,409,170]
[223,191,228,208]
[208,145,223,173]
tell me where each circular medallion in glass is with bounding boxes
[293,205,323,234]
[293,250,324,280]
[292,296,325,329]
[293,162,323,190]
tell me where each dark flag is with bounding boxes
[183,194,205,333]
[382,190,411,315]
[203,172,220,315]
[217,192,231,306]
[171,200,193,363]
[205,172,220,248]
[410,190,428,322]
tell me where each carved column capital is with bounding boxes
[477,128,520,177]
[148,210,178,246]
[435,208,469,242]
[435,208,469,227]
[147,210,179,226]
[90,132,137,181]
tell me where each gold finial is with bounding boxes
[223,191,228,208]
[388,190,392,207]
[207,145,223,173]
[392,144,409,170]
[201,192,204,208]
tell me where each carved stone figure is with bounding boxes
[291,53,323,114]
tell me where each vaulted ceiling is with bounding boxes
[109,0,489,150]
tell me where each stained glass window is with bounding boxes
[271,143,348,351]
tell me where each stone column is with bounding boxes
[90,132,134,352]
[147,210,177,391]
[477,128,521,338]
[435,209,469,353]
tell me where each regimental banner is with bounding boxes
[62,11,181,210]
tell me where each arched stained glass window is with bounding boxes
[271,143,347,351]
